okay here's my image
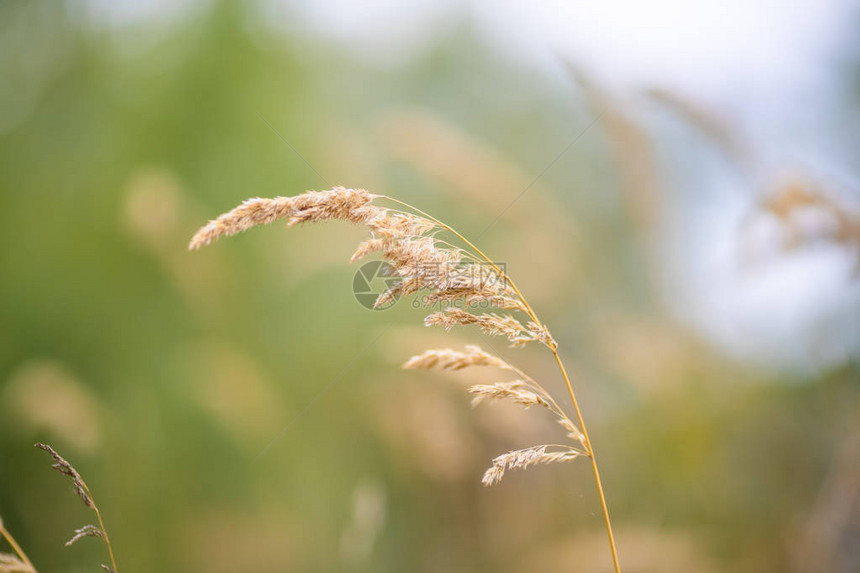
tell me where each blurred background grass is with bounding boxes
[1,1,859,572]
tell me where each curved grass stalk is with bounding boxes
[380,196,621,573]
[190,188,621,572]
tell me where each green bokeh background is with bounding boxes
[1,2,858,573]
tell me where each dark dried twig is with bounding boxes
[35,444,118,573]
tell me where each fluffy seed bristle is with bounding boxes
[188,187,377,249]
[350,238,388,263]
[35,443,93,508]
[65,525,103,547]
[366,211,437,238]
[383,237,462,277]
[402,345,508,371]
[527,321,558,349]
[423,290,527,313]
[482,446,581,486]
[422,264,527,312]
[369,238,466,307]
[424,309,534,346]
[468,381,549,410]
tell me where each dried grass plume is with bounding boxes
[190,187,622,572]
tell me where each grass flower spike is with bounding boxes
[190,187,622,573]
